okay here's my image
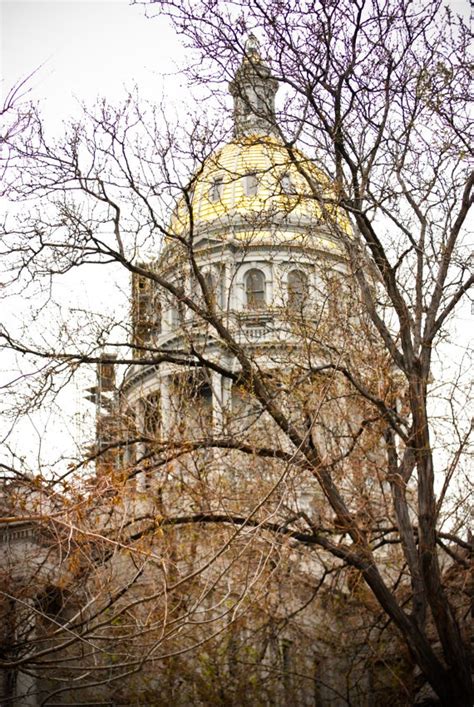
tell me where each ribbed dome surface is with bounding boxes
[170,135,350,238]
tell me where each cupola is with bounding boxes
[228,35,279,137]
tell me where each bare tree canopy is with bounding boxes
[0,0,472,704]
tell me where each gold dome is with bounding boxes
[170,134,350,240]
[168,41,349,245]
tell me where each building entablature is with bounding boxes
[160,230,345,279]
[174,211,342,239]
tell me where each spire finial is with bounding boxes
[228,36,278,137]
[245,33,259,55]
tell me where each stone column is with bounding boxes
[160,374,172,437]
[135,399,147,492]
[211,371,232,434]
[211,371,224,433]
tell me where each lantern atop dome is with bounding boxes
[228,35,279,138]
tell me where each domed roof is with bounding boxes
[169,134,350,239]
[168,38,350,246]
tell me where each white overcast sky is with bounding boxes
[1,0,186,125]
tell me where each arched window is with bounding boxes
[245,268,266,308]
[209,175,224,202]
[193,270,224,310]
[288,269,308,309]
[143,393,160,440]
[244,173,259,197]
[153,300,162,335]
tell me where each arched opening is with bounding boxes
[195,270,223,309]
[203,271,215,292]
[204,271,222,307]
[170,304,179,328]
[143,393,160,441]
[245,268,266,308]
[288,269,308,309]
[35,585,71,629]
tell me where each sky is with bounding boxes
[1,0,470,120]
[1,0,186,125]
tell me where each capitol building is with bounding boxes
[120,37,356,492]
[2,38,414,707]
[86,37,402,706]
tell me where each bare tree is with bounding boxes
[0,0,472,704]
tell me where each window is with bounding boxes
[280,639,293,696]
[209,176,224,202]
[281,173,294,195]
[203,270,224,308]
[134,277,161,343]
[288,269,308,309]
[36,585,69,627]
[245,268,266,308]
[143,393,160,440]
[244,172,259,197]
[170,304,179,327]
[152,300,162,335]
